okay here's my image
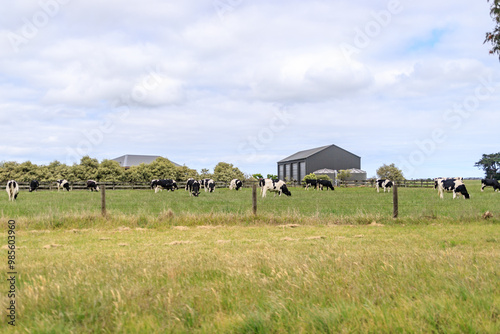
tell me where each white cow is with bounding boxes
[6,180,19,201]
[261,179,291,198]
[436,178,470,199]
[56,179,70,191]
[229,179,243,190]
[376,179,393,193]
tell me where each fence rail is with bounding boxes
[9,179,437,191]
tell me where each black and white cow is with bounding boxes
[29,180,39,192]
[185,178,195,192]
[56,179,70,191]
[154,179,177,193]
[6,180,19,201]
[434,177,463,189]
[229,179,243,190]
[318,179,335,191]
[191,180,201,197]
[436,178,470,199]
[87,180,99,192]
[200,178,209,188]
[376,179,393,193]
[304,179,318,190]
[204,179,215,192]
[151,179,160,189]
[258,178,266,194]
[261,179,291,198]
[481,179,500,192]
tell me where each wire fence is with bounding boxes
[10,179,439,191]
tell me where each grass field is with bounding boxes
[1,180,499,332]
[2,180,499,229]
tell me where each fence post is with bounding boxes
[101,184,106,217]
[252,184,257,215]
[392,184,398,219]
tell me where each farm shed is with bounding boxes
[112,154,180,169]
[277,144,361,183]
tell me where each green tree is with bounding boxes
[46,160,73,181]
[337,170,351,186]
[200,168,212,179]
[72,156,100,181]
[125,163,153,183]
[175,165,199,181]
[267,174,278,180]
[97,159,125,181]
[376,163,404,181]
[213,162,245,183]
[14,161,40,181]
[149,157,177,180]
[475,152,500,179]
[486,0,500,60]
[0,161,19,182]
[252,173,264,180]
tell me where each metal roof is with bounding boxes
[278,144,359,163]
[277,145,331,163]
[112,155,181,167]
[313,168,337,174]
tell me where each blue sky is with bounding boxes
[0,0,498,179]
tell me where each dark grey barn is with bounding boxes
[277,144,361,182]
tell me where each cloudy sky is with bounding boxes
[1,0,498,178]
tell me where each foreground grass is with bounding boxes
[1,222,499,333]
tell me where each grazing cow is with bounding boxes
[29,180,39,192]
[191,180,200,197]
[434,177,463,189]
[317,179,335,191]
[185,178,195,192]
[258,178,266,194]
[481,179,500,192]
[56,179,70,191]
[154,179,177,193]
[87,180,99,192]
[6,180,19,201]
[376,179,393,193]
[151,179,159,189]
[204,179,215,192]
[304,179,318,190]
[229,179,243,190]
[200,178,209,188]
[436,178,470,199]
[261,179,291,198]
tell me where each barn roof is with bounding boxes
[277,145,331,162]
[112,154,181,168]
[278,144,359,163]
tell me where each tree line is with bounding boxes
[0,156,246,184]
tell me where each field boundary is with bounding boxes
[8,179,452,191]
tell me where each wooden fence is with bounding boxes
[10,179,436,191]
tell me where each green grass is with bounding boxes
[3,224,499,333]
[1,180,499,332]
[2,180,499,229]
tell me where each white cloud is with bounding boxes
[0,0,498,177]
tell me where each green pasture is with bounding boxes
[2,223,499,333]
[1,180,499,229]
[1,180,499,332]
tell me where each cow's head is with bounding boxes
[455,185,470,199]
[281,184,292,196]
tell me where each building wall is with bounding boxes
[277,145,361,182]
[278,159,306,181]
